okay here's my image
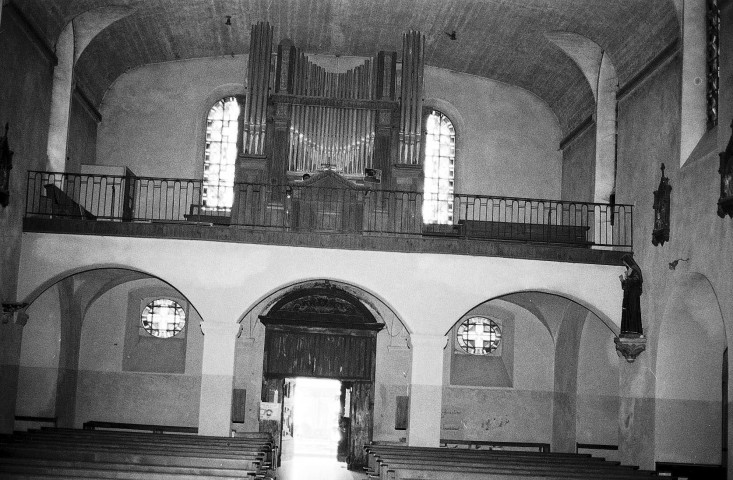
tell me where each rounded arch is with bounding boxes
[237,278,412,340]
[448,288,618,338]
[20,264,204,323]
[655,272,727,464]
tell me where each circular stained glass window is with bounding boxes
[141,299,186,338]
[456,316,501,355]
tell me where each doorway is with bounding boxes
[282,378,341,461]
[259,286,382,471]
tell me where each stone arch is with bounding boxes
[18,266,204,429]
[232,278,412,456]
[655,272,727,464]
[487,291,617,453]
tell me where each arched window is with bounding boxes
[204,97,240,210]
[422,110,455,224]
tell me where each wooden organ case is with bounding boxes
[234,22,426,217]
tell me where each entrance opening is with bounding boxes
[280,377,364,480]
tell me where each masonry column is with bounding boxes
[407,333,447,447]
[618,353,655,469]
[198,321,241,436]
[0,309,27,433]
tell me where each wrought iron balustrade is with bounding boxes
[25,171,632,249]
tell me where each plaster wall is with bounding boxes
[96,55,248,178]
[75,278,203,428]
[18,234,625,338]
[0,8,55,430]
[66,93,98,174]
[15,284,62,418]
[576,314,619,445]
[96,57,561,200]
[441,300,554,442]
[423,67,562,199]
[560,125,595,202]
[0,6,53,304]
[614,46,731,468]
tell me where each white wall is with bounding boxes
[96,56,562,200]
[18,233,625,338]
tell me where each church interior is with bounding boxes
[1,0,732,479]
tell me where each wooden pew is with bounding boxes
[0,428,275,480]
[364,444,675,480]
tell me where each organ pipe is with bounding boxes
[243,21,273,156]
[398,31,425,165]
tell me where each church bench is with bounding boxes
[440,438,550,452]
[458,220,591,246]
[12,432,270,450]
[82,421,198,434]
[0,444,265,470]
[364,446,671,480]
[0,459,257,480]
[382,463,668,480]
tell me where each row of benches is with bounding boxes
[0,427,275,479]
[363,443,677,480]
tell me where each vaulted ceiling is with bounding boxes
[14,0,680,136]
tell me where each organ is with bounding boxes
[236,22,426,192]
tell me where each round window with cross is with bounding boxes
[456,316,501,355]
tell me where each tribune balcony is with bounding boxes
[22,171,632,266]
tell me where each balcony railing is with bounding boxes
[25,171,633,249]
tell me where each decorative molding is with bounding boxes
[617,39,680,101]
[2,302,29,326]
[614,334,647,362]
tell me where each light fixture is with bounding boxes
[668,258,689,270]
[225,15,232,26]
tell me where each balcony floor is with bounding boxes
[23,217,628,266]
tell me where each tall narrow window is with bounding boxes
[423,110,455,224]
[204,97,240,210]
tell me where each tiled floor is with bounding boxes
[277,455,368,480]
[277,437,367,480]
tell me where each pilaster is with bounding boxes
[198,321,242,436]
[407,333,447,447]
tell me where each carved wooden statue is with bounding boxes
[619,254,643,335]
[652,163,671,246]
[0,123,13,208]
[718,119,733,218]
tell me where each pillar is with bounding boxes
[407,334,446,447]
[0,310,27,433]
[618,353,655,469]
[198,321,241,436]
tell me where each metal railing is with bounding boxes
[25,171,633,249]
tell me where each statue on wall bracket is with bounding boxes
[718,120,733,218]
[0,123,14,208]
[614,254,646,363]
[652,163,671,246]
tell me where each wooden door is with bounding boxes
[348,381,373,469]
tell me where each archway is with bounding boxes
[15,267,204,431]
[655,273,726,465]
[233,280,410,472]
